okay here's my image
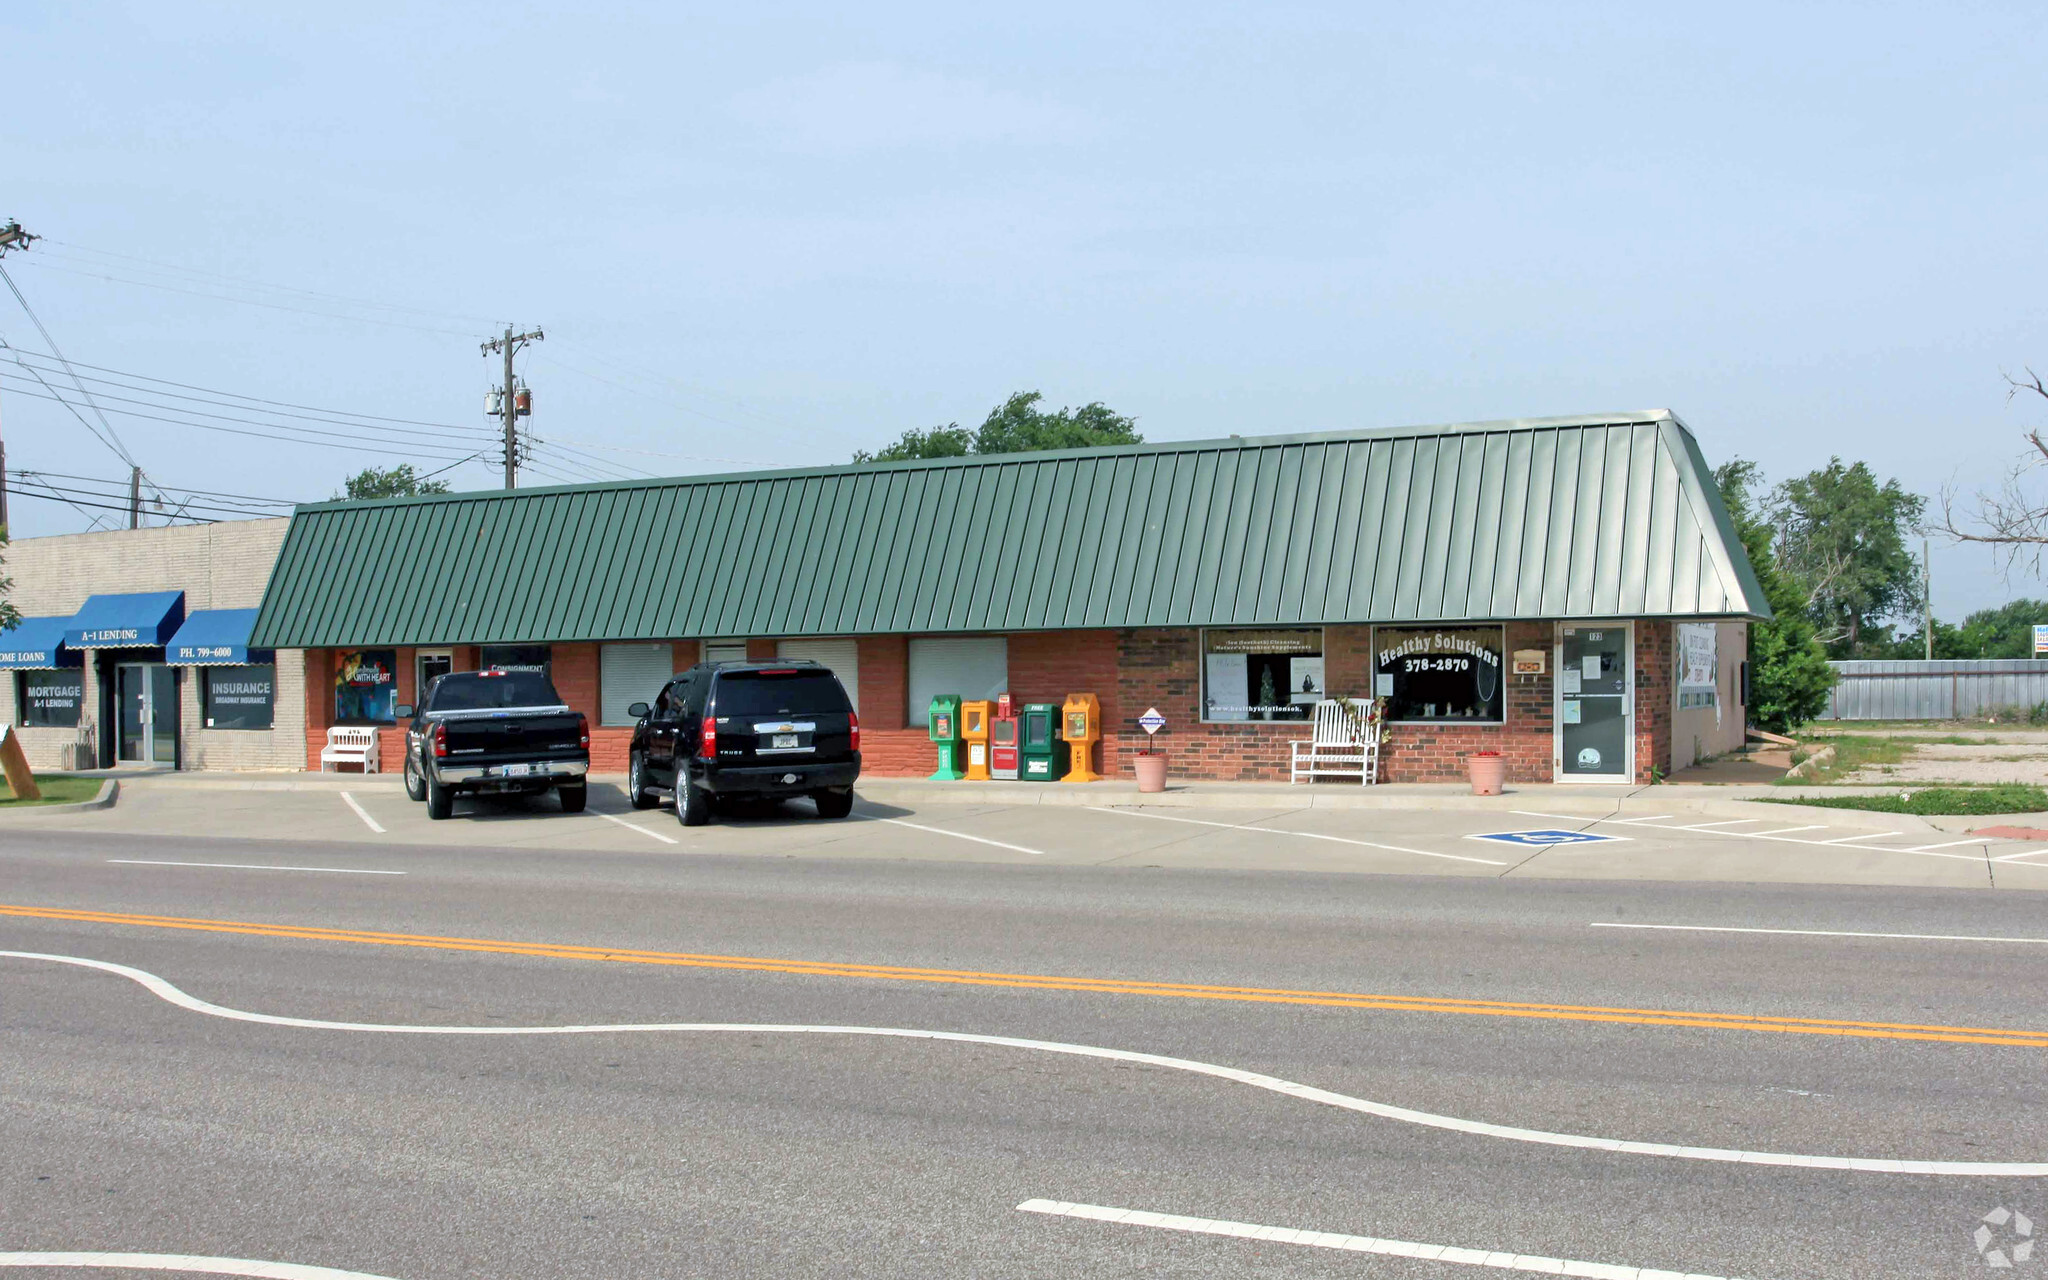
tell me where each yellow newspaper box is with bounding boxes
[960,698,993,781]
[1060,692,1101,783]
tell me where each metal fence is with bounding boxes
[1822,659,2048,720]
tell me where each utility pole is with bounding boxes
[129,464,141,529]
[1923,537,1933,661]
[480,325,543,489]
[0,220,37,532]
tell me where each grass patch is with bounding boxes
[1780,734,1907,784]
[0,775,103,807]
[1760,784,2048,816]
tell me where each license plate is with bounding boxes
[773,734,799,749]
[501,763,532,777]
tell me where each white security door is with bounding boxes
[777,639,860,713]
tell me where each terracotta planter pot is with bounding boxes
[1466,752,1506,796]
[1133,751,1168,793]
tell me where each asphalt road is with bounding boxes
[4,819,2047,1279]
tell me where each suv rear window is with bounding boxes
[713,670,851,717]
[429,671,564,711]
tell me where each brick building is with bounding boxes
[252,412,1766,785]
[0,519,306,770]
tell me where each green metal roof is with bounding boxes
[250,411,1768,648]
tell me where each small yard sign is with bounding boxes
[2034,624,2048,656]
[1138,707,1166,736]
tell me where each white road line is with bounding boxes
[1821,832,1893,845]
[1017,1199,1740,1279]
[1902,838,1991,852]
[1093,807,1509,866]
[1591,922,2048,946]
[11,949,2040,1176]
[595,811,679,845]
[339,791,385,834]
[877,817,1044,856]
[107,860,404,877]
[1674,818,1764,830]
[1748,825,1827,836]
[1994,848,2048,865]
[0,1252,404,1278]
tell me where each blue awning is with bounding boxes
[0,616,83,669]
[65,591,185,649]
[167,608,270,665]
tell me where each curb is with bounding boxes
[3,778,120,815]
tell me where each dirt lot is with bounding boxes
[1807,724,2048,786]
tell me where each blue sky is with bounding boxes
[4,2,2044,618]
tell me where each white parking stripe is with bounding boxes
[595,811,679,845]
[0,1251,404,1278]
[339,791,385,834]
[108,860,403,876]
[1591,922,2048,946]
[1821,832,1892,845]
[1674,818,1763,830]
[1994,848,2048,865]
[1902,838,1990,852]
[1748,825,1828,836]
[1093,807,1509,865]
[1017,1199,1734,1279]
[1517,811,1989,864]
[877,817,1044,856]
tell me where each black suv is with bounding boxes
[625,660,860,826]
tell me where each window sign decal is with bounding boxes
[1372,626,1506,723]
[204,665,275,730]
[334,650,397,724]
[1201,629,1322,722]
[20,670,84,728]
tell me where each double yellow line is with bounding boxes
[6,902,2045,1048]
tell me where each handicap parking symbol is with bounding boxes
[1467,828,1627,847]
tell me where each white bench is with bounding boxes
[320,726,381,773]
[1290,698,1380,785]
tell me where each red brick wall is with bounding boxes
[859,636,908,729]
[1634,620,1673,783]
[1008,630,1120,779]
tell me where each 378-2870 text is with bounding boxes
[1402,657,1471,673]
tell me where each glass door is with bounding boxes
[149,665,179,764]
[116,663,180,765]
[117,664,149,762]
[417,650,453,704]
[1557,624,1631,781]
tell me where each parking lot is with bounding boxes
[20,773,2048,890]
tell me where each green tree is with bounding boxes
[854,391,1141,462]
[335,465,452,501]
[1771,459,1926,656]
[1893,599,2048,659]
[0,526,21,636]
[1715,460,1835,731]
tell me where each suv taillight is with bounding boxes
[431,721,448,759]
[848,708,859,752]
[699,702,717,759]
[577,713,589,750]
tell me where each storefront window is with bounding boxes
[19,670,84,728]
[480,644,551,675]
[204,665,275,730]
[334,650,397,724]
[1201,628,1323,722]
[1373,626,1505,722]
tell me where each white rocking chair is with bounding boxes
[1289,698,1379,784]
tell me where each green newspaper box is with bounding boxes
[1019,702,1069,781]
[928,693,964,781]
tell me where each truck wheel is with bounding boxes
[402,749,426,801]
[426,774,454,821]
[558,782,588,813]
[813,788,853,819]
[676,778,711,827]
[627,752,658,810]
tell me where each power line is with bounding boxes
[0,379,481,462]
[40,240,511,327]
[7,347,500,436]
[0,261,133,467]
[12,256,493,339]
[15,469,298,506]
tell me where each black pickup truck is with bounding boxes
[399,669,590,820]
